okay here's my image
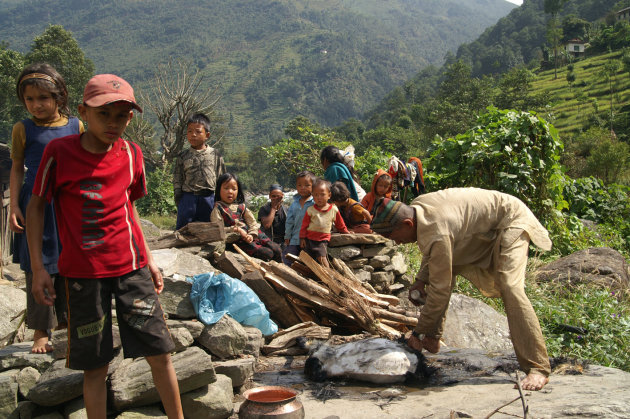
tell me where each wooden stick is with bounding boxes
[299,251,344,294]
[232,244,261,271]
[372,307,418,326]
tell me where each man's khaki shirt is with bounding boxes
[412,188,551,336]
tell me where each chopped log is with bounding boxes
[263,322,331,355]
[263,272,354,320]
[285,295,318,323]
[299,252,378,335]
[372,307,418,327]
[215,251,247,279]
[375,322,402,339]
[330,257,362,286]
[148,222,225,249]
[373,293,400,307]
[378,319,408,333]
[241,270,301,328]
[363,282,377,294]
[290,261,313,278]
[263,261,330,297]
[298,251,343,295]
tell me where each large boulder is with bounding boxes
[196,316,247,359]
[213,357,256,387]
[151,248,215,278]
[181,374,234,419]
[0,285,26,347]
[442,294,512,352]
[535,247,629,290]
[151,248,216,319]
[110,346,216,411]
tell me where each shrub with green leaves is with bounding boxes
[562,176,630,254]
[425,107,566,223]
[136,164,177,216]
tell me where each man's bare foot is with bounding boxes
[519,372,549,391]
[32,330,52,354]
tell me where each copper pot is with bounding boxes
[239,386,305,419]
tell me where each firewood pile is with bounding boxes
[148,222,419,339]
[233,245,419,340]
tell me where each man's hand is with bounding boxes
[407,333,441,354]
[409,280,428,306]
[32,268,55,306]
[148,261,164,294]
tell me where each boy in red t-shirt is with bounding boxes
[26,74,183,418]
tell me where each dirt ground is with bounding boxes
[234,355,630,419]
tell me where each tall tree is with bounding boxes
[0,26,93,142]
[25,25,94,114]
[419,61,495,138]
[0,44,25,141]
[544,0,569,79]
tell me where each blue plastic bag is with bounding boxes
[189,272,278,336]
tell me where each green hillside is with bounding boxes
[0,0,515,147]
[532,51,630,137]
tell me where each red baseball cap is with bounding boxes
[82,74,142,112]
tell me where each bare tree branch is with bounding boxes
[126,59,224,169]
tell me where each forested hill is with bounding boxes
[457,0,622,76]
[365,0,621,129]
[0,0,515,147]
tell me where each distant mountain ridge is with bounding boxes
[0,0,515,146]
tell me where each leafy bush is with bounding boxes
[425,107,566,222]
[136,164,177,216]
[561,177,630,254]
[354,145,391,188]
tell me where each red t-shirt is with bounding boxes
[32,135,148,278]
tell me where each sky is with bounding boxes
[506,0,523,4]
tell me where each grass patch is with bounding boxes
[144,214,177,230]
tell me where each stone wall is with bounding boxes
[327,234,412,294]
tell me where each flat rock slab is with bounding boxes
[27,359,83,406]
[0,369,19,417]
[0,342,55,372]
[115,405,168,418]
[110,346,216,411]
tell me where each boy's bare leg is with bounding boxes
[520,372,549,391]
[83,364,109,419]
[146,353,183,419]
[32,329,52,353]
